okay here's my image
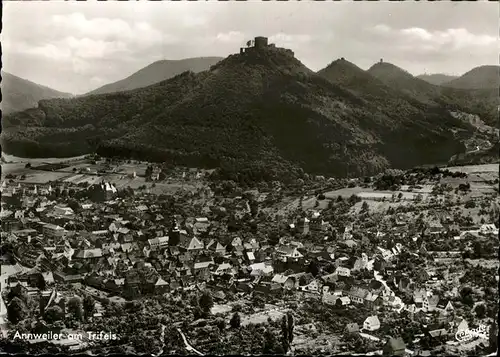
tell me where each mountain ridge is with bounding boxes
[417,73,459,86]
[443,65,499,89]
[86,57,224,96]
[366,61,498,127]
[1,71,73,115]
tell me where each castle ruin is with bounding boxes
[240,36,295,57]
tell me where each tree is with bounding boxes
[263,328,285,355]
[474,304,486,318]
[281,312,294,352]
[307,260,319,277]
[44,306,64,323]
[7,284,28,304]
[460,287,474,307]
[83,296,95,321]
[7,297,27,324]
[215,317,225,332]
[465,200,476,209]
[489,320,497,352]
[198,291,214,313]
[230,312,241,329]
[67,297,83,321]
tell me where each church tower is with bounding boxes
[169,217,180,246]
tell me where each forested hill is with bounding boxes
[417,74,459,86]
[367,62,498,127]
[1,71,73,114]
[443,65,499,90]
[2,46,475,180]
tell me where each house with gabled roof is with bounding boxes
[348,286,370,305]
[73,248,103,260]
[178,236,204,252]
[206,240,226,255]
[383,337,406,356]
[276,245,304,262]
[363,315,381,331]
[248,262,273,277]
[148,236,169,251]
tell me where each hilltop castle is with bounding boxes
[240,36,295,57]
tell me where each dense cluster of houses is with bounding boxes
[1,176,497,352]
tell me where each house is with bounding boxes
[276,245,304,262]
[301,279,320,293]
[363,315,381,331]
[449,317,468,333]
[154,277,169,294]
[436,300,454,315]
[74,248,103,260]
[426,221,444,235]
[296,217,310,235]
[321,273,338,284]
[272,274,298,290]
[383,337,406,356]
[336,296,351,306]
[53,205,74,217]
[193,217,210,234]
[206,240,226,255]
[480,224,498,236]
[427,324,448,338]
[365,292,382,309]
[178,236,204,252]
[335,267,351,277]
[213,263,234,276]
[42,224,66,238]
[248,262,273,277]
[322,286,341,305]
[349,286,369,304]
[148,236,169,251]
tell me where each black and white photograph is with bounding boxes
[1,0,499,355]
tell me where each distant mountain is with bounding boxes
[86,57,223,95]
[367,62,498,127]
[1,71,73,114]
[2,43,478,180]
[417,73,459,86]
[443,65,499,89]
[317,58,395,97]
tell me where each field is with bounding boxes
[239,304,285,326]
[446,163,499,174]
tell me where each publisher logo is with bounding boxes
[455,324,489,342]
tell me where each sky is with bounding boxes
[2,0,498,95]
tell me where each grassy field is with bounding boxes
[2,153,88,164]
[446,164,499,174]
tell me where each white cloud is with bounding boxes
[269,33,312,44]
[400,27,497,50]
[372,24,391,34]
[216,31,245,43]
[51,13,164,45]
[65,37,128,59]
[372,24,497,53]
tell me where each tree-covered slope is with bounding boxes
[1,71,73,114]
